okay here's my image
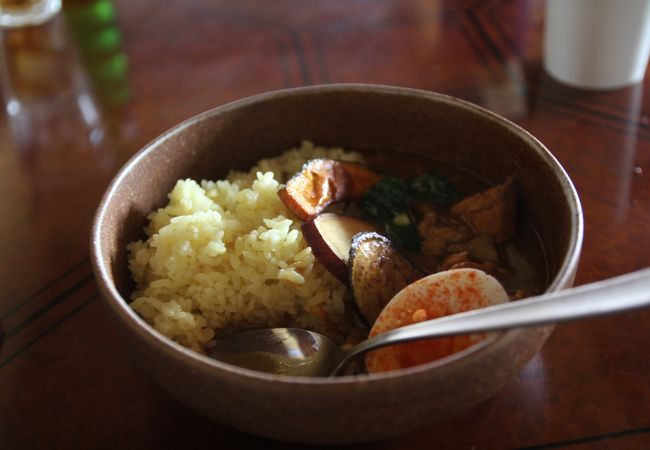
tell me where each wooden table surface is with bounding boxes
[1,0,649,448]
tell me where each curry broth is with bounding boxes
[358,149,549,298]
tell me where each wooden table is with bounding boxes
[1,1,649,448]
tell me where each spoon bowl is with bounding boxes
[209,328,342,376]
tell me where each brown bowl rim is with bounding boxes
[90,83,584,385]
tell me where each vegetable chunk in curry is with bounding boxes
[278,153,547,371]
[414,176,518,281]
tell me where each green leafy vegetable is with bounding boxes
[362,177,410,222]
[362,172,459,250]
[362,178,419,249]
[410,172,460,204]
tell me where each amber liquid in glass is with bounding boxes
[0,0,41,11]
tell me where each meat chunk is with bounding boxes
[439,251,504,276]
[418,212,472,256]
[447,235,500,263]
[450,176,516,243]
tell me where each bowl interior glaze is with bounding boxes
[92,84,583,443]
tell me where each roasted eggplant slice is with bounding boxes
[349,232,423,325]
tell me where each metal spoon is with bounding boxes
[208,267,650,377]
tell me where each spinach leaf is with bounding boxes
[410,172,459,204]
[362,173,459,251]
[362,177,410,222]
[362,178,420,250]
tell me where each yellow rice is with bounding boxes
[127,141,364,352]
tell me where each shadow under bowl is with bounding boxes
[91,84,583,444]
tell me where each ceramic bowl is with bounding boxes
[91,84,583,443]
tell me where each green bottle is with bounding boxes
[63,0,131,109]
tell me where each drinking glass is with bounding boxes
[0,0,61,28]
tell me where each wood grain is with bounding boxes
[1,0,650,448]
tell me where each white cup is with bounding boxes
[544,0,650,89]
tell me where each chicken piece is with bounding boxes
[418,211,472,256]
[417,211,438,233]
[448,234,500,263]
[467,235,500,262]
[406,252,440,274]
[439,252,471,270]
[439,251,505,276]
[450,176,516,243]
[411,200,438,218]
[421,236,446,256]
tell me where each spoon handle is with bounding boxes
[334,267,650,375]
